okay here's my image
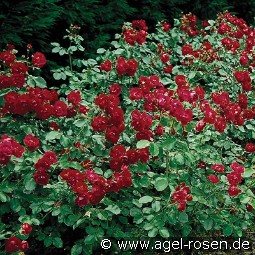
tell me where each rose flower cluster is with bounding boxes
[0,135,24,166]
[109,144,150,172]
[91,93,125,144]
[60,164,132,207]
[2,88,86,119]
[207,162,244,197]
[33,151,57,186]
[122,19,148,46]
[227,162,244,197]
[0,48,46,90]
[5,223,32,253]
[129,74,195,127]
[171,182,192,212]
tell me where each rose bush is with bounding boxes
[0,11,255,254]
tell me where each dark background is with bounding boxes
[0,0,254,56]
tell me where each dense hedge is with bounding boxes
[0,0,255,58]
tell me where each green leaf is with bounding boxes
[162,137,176,151]
[238,126,245,132]
[51,42,60,47]
[188,71,196,79]
[59,49,67,55]
[10,199,21,212]
[175,153,185,165]
[159,228,170,238]
[71,244,82,255]
[34,77,47,88]
[0,192,8,202]
[114,48,124,55]
[53,237,63,248]
[53,72,62,80]
[240,196,250,204]
[52,47,60,53]
[97,48,106,54]
[152,201,161,212]
[154,177,168,191]
[24,177,36,191]
[246,124,254,130]
[30,218,40,225]
[203,218,213,231]
[179,212,188,223]
[44,237,52,247]
[242,168,254,178]
[105,205,121,215]
[74,119,86,128]
[149,143,159,156]
[130,208,142,217]
[218,69,227,76]
[182,225,192,237]
[60,135,70,147]
[137,140,150,149]
[46,131,60,140]
[148,228,158,237]
[223,224,233,236]
[139,196,153,204]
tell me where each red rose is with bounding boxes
[163,64,173,73]
[23,134,40,151]
[228,185,241,196]
[11,62,29,74]
[20,240,29,252]
[196,120,206,132]
[136,129,153,141]
[136,30,147,45]
[175,75,187,86]
[227,172,242,186]
[10,73,25,88]
[91,116,108,132]
[50,121,60,130]
[132,20,148,31]
[126,59,138,76]
[21,223,32,235]
[5,236,21,253]
[33,172,50,185]
[44,151,57,164]
[154,125,165,136]
[53,101,68,117]
[109,83,122,96]
[34,158,51,172]
[182,44,194,56]
[100,59,112,72]
[214,116,227,133]
[74,193,90,207]
[129,88,144,100]
[0,75,11,89]
[238,93,248,109]
[0,51,16,67]
[35,103,53,120]
[160,52,170,63]
[67,91,81,106]
[79,105,89,114]
[162,22,171,32]
[95,93,109,110]
[245,143,255,153]
[211,164,224,173]
[32,52,47,68]
[67,106,77,118]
